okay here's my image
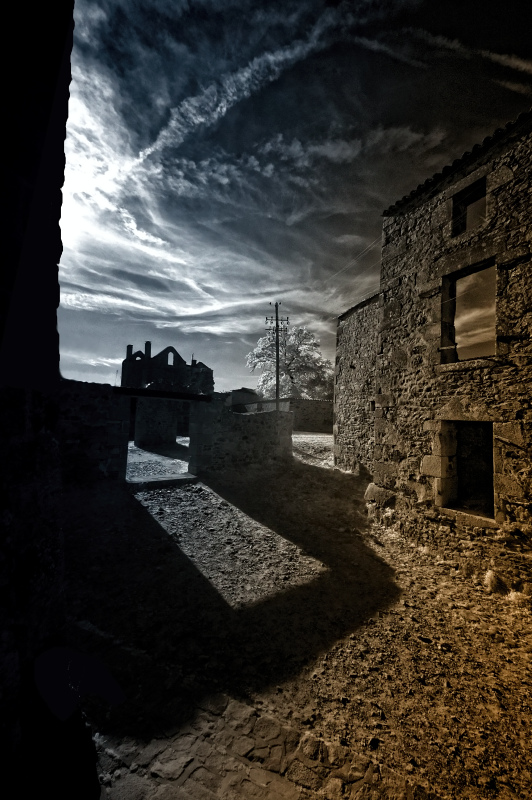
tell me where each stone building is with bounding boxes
[335,110,532,533]
[121,340,213,394]
[121,341,214,445]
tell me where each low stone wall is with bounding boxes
[242,398,332,432]
[189,395,293,474]
[243,399,291,413]
[290,399,333,432]
[56,380,130,483]
[129,398,190,440]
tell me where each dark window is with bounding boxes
[451,177,486,236]
[441,264,496,363]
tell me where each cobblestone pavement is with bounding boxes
[61,436,532,799]
[95,692,436,800]
[126,439,190,481]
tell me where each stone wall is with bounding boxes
[335,118,532,535]
[374,123,532,530]
[334,294,379,473]
[244,399,291,413]
[189,395,293,475]
[290,399,333,432]
[56,380,130,484]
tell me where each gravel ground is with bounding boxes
[62,434,532,799]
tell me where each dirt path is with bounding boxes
[61,436,532,799]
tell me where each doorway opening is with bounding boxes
[453,421,494,517]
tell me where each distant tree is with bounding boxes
[246,326,334,400]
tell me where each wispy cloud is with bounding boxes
[407,26,532,78]
[135,8,350,164]
[480,50,532,76]
[351,35,427,68]
[494,80,532,96]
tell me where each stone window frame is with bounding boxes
[450,176,487,237]
[422,418,498,523]
[442,165,491,241]
[440,257,497,365]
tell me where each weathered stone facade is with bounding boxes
[335,111,532,534]
[334,294,379,473]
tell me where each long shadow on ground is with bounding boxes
[62,459,399,740]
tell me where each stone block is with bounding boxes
[373,461,397,485]
[494,421,524,446]
[364,483,396,507]
[374,393,393,408]
[432,428,457,457]
[421,455,443,477]
[494,473,526,499]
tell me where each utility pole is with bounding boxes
[265,302,289,411]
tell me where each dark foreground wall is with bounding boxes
[56,380,130,483]
[2,4,103,794]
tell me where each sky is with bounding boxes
[58,0,532,391]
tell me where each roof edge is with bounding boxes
[383,108,532,217]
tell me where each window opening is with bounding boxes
[451,176,486,236]
[168,352,174,366]
[441,264,496,363]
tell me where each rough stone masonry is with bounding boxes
[335,110,532,539]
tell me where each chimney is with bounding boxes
[126,344,133,359]
[144,341,152,359]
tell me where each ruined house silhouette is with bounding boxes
[121,341,214,444]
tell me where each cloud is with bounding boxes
[480,50,532,76]
[258,125,445,173]
[351,35,427,68]
[136,19,339,164]
[74,2,109,46]
[494,80,532,96]
[407,26,532,79]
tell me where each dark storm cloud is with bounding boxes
[60,0,532,387]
